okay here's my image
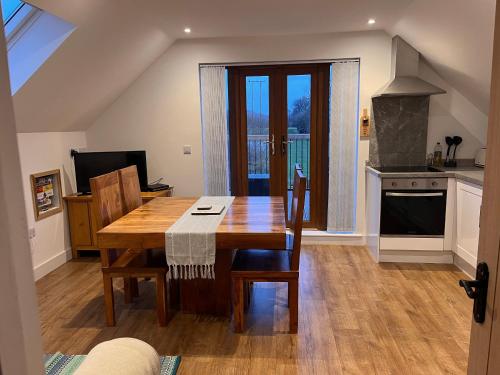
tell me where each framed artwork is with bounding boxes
[30,169,63,221]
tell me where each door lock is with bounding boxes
[459,262,489,323]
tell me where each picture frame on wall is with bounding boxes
[30,169,63,221]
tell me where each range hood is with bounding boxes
[374,36,446,97]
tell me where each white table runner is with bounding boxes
[165,196,235,279]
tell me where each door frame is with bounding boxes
[467,0,500,373]
[227,63,330,229]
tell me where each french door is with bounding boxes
[228,64,330,228]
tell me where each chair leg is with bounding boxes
[287,282,290,308]
[243,280,250,312]
[103,274,115,326]
[123,277,133,303]
[156,273,167,326]
[169,278,180,309]
[131,277,139,298]
[144,250,153,281]
[233,277,244,333]
[288,279,298,334]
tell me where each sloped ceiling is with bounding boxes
[12,0,496,132]
[390,0,496,114]
[13,0,174,132]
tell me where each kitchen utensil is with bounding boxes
[452,136,463,161]
[444,136,454,166]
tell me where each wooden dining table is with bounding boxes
[97,196,286,316]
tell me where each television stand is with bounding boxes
[63,187,174,258]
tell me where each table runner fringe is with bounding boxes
[169,264,215,280]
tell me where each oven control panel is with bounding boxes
[382,178,448,190]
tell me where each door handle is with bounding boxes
[281,136,293,155]
[459,262,489,323]
[264,134,275,156]
[385,192,444,197]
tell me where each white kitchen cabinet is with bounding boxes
[455,181,483,267]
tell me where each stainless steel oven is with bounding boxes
[380,178,447,237]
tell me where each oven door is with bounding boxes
[380,190,447,237]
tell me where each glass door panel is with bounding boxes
[286,74,311,220]
[228,64,330,228]
[246,76,271,196]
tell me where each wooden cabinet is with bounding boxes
[455,181,482,267]
[64,188,173,258]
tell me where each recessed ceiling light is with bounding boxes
[184,27,191,34]
[368,19,376,25]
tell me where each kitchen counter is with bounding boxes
[448,170,484,186]
[366,166,484,186]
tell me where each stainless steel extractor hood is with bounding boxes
[374,36,446,97]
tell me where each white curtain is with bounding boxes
[200,65,230,196]
[327,61,360,232]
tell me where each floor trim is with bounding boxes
[453,253,476,278]
[301,231,366,245]
[33,248,72,281]
[379,250,454,264]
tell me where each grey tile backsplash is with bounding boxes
[369,96,430,167]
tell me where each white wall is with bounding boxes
[86,31,393,236]
[17,131,87,280]
[85,30,487,237]
[421,61,488,158]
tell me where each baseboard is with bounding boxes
[454,245,477,269]
[301,231,366,245]
[453,253,476,278]
[379,250,453,264]
[33,248,72,281]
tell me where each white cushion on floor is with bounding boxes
[74,338,160,375]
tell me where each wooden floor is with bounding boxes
[37,246,472,374]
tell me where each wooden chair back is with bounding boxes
[118,165,142,213]
[90,171,124,231]
[289,164,307,271]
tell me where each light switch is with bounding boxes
[183,145,192,155]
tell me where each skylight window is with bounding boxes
[1,0,23,24]
[1,0,75,94]
[1,0,39,44]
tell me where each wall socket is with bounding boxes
[183,145,192,155]
[28,227,36,239]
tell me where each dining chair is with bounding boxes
[117,165,143,301]
[117,165,142,214]
[90,170,170,326]
[231,164,306,333]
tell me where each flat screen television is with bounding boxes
[74,151,148,194]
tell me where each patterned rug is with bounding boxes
[44,352,181,375]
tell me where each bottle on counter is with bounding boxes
[433,142,443,166]
[426,153,434,166]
